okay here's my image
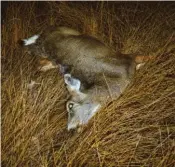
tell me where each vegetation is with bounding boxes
[2,1,175,166]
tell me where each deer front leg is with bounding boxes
[38,60,59,72]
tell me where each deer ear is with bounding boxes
[64,74,81,91]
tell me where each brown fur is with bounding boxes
[25,26,137,92]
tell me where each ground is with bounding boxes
[1,2,175,167]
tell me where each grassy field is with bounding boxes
[1,1,175,167]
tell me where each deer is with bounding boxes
[21,26,152,131]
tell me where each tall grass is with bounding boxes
[2,1,175,167]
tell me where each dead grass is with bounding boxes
[1,1,175,167]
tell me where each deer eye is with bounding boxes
[68,102,74,110]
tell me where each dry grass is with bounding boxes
[1,1,175,167]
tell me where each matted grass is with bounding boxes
[1,2,175,167]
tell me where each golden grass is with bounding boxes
[1,1,175,167]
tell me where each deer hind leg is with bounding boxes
[136,62,145,70]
